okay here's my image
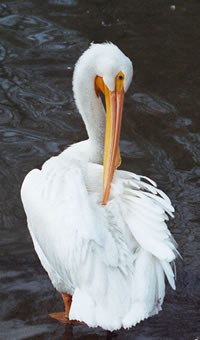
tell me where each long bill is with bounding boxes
[95,73,125,205]
[102,87,124,205]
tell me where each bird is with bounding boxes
[21,42,178,331]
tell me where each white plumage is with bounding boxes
[21,42,178,331]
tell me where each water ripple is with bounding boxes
[0,0,200,339]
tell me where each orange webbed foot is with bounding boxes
[49,312,85,325]
[49,292,85,325]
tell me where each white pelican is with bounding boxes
[21,42,178,331]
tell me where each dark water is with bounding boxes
[0,0,200,339]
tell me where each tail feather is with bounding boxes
[161,260,176,290]
[123,249,167,329]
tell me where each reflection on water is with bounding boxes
[0,0,200,339]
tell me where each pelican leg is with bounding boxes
[61,293,72,319]
[49,293,85,325]
[49,293,72,323]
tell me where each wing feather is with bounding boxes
[113,171,177,263]
[21,155,133,297]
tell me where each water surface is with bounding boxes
[0,0,200,339]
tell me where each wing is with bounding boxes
[112,170,178,287]
[115,170,178,259]
[21,154,134,329]
[106,170,179,328]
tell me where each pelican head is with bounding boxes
[73,43,133,205]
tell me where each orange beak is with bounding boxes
[95,72,125,205]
